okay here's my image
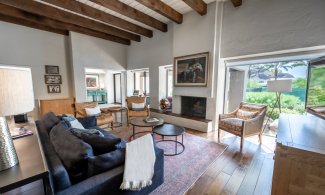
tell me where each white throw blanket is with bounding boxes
[120,134,156,191]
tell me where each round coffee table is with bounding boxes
[153,124,185,156]
[130,117,164,141]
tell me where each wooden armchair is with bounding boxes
[75,102,114,129]
[126,97,150,125]
[218,102,267,149]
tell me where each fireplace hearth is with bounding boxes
[181,96,206,119]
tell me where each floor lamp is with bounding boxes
[262,79,292,133]
[0,66,34,171]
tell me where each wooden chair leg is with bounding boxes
[258,133,262,144]
[218,129,221,142]
[111,122,114,131]
[240,136,244,150]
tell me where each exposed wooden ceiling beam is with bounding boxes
[41,0,152,38]
[0,3,130,45]
[0,0,140,42]
[90,0,167,32]
[182,0,207,16]
[231,0,242,7]
[136,0,183,24]
[0,13,68,36]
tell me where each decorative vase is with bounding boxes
[159,98,170,111]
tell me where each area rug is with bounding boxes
[111,126,227,195]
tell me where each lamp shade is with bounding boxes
[267,79,292,92]
[0,66,34,116]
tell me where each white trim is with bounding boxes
[222,45,325,61]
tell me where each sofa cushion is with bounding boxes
[78,133,121,155]
[50,121,94,182]
[77,116,97,129]
[87,148,125,177]
[39,112,61,133]
[62,116,85,129]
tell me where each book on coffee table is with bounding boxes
[10,127,33,139]
[143,117,159,123]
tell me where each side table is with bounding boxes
[102,106,127,128]
[0,117,50,194]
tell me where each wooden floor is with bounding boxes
[186,130,275,195]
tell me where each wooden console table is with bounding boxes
[272,114,325,195]
[0,118,49,194]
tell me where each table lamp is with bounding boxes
[0,65,34,171]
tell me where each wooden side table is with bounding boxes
[0,117,49,194]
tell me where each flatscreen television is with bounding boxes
[306,56,325,119]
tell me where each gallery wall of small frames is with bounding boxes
[45,65,61,93]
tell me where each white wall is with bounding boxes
[70,32,127,102]
[221,0,325,58]
[0,21,72,100]
[127,23,173,109]
[173,3,216,98]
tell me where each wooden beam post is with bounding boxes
[136,0,183,24]
[90,0,168,32]
[0,14,68,36]
[182,0,207,16]
[0,3,130,45]
[0,0,140,42]
[41,0,153,38]
[231,0,242,7]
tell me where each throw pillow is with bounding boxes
[87,148,125,177]
[70,128,104,138]
[49,122,93,181]
[85,106,101,117]
[236,109,258,120]
[77,116,97,129]
[62,116,85,129]
[132,102,145,111]
[78,133,121,155]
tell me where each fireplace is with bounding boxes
[181,96,206,119]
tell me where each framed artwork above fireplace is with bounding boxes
[174,52,209,87]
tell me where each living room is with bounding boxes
[0,0,324,195]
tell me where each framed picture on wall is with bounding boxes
[47,85,61,93]
[45,75,62,84]
[174,52,209,87]
[45,65,59,74]
[86,74,99,89]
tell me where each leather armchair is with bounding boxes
[218,102,267,149]
[75,102,114,130]
[125,97,150,125]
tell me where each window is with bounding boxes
[134,70,149,96]
[166,68,173,97]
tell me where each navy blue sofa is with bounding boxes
[35,112,164,195]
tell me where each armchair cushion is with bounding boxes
[128,110,148,117]
[132,102,145,111]
[236,109,258,120]
[85,106,101,117]
[219,118,243,134]
[96,113,114,126]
